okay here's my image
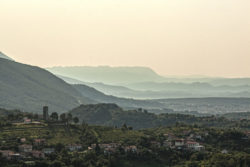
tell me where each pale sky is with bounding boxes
[0,0,250,77]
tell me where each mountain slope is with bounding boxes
[57,75,143,98]
[0,52,14,61]
[0,58,93,113]
[58,75,134,94]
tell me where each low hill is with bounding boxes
[0,58,93,113]
[69,103,122,125]
[70,103,163,129]
[69,103,247,129]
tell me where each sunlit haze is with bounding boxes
[0,0,250,77]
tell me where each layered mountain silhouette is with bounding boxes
[48,66,250,99]
[57,74,250,99]
[1,53,249,115]
[47,66,250,86]
[0,56,163,113]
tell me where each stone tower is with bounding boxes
[43,106,49,121]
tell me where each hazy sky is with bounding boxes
[0,0,250,77]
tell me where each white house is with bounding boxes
[221,149,228,154]
[194,145,205,151]
[174,139,185,147]
[42,148,55,154]
[186,141,199,149]
[66,144,82,152]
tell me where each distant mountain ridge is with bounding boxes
[47,66,250,86]
[58,75,250,99]
[47,66,250,99]
[47,66,165,84]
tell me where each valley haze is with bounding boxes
[1,1,250,166]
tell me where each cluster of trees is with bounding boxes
[50,112,79,124]
[0,108,80,126]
